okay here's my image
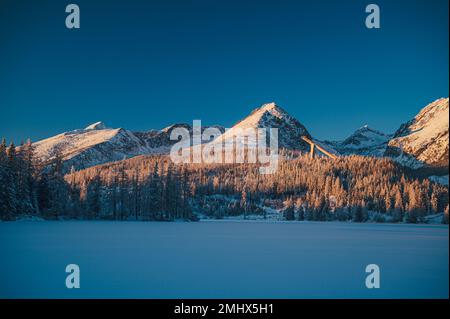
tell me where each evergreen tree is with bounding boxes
[5,142,19,216]
[46,150,69,218]
[0,138,12,218]
[393,190,404,222]
[241,187,249,219]
[442,205,449,224]
[86,176,101,219]
[147,161,161,219]
[283,197,295,220]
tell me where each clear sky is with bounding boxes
[0,0,448,142]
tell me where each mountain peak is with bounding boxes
[216,102,311,151]
[85,121,107,130]
[354,125,388,136]
[244,102,291,123]
[259,102,279,111]
[256,102,288,115]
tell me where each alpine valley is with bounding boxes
[1,97,449,223]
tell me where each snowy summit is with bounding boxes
[85,121,107,130]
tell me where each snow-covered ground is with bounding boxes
[0,221,447,298]
[429,175,449,186]
[424,213,446,224]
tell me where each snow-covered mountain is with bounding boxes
[384,97,449,169]
[33,102,316,171]
[323,125,392,157]
[209,102,312,151]
[33,121,224,171]
[34,122,154,171]
[32,98,449,173]
[321,98,449,169]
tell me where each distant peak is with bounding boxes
[85,121,107,130]
[353,125,387,136]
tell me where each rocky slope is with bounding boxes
[384,98,449,170]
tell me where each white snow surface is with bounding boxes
[0,221,447,298]
[424,213,446,224]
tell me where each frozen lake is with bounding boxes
[0,220,448,298]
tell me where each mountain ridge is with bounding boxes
[30,98,449,174]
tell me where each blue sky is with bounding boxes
[0,0,448,142]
